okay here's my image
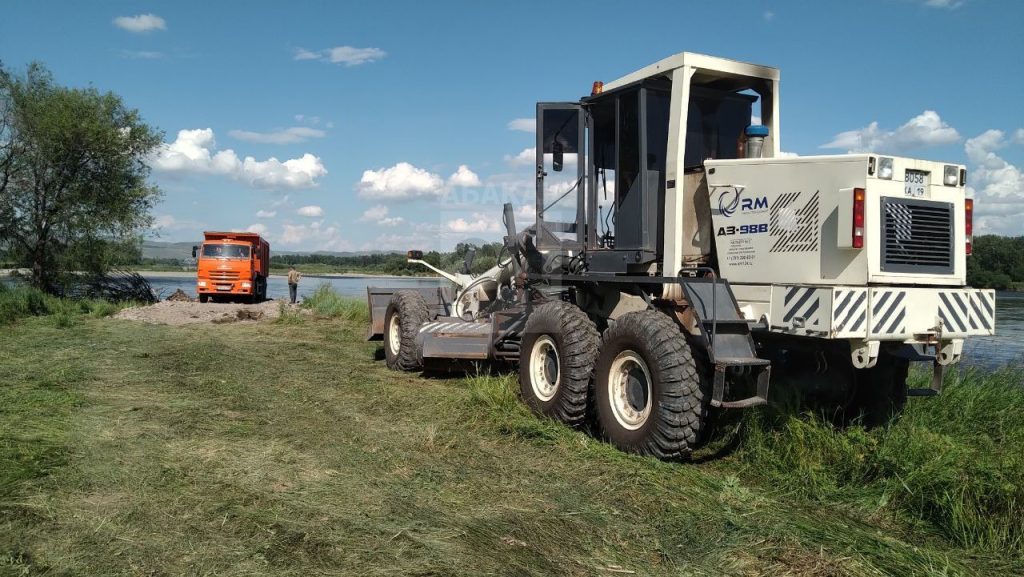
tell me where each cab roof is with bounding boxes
[602,51,779,93]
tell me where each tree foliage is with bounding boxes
[0,61,161,291]
[967,235,1024,290]
[270,242,507,276]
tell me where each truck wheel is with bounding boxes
[199,294,209,303]
[384,291,430,371]
[595,310,709,459]
[518,301,599,426]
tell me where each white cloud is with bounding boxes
[965,130,1024,201]
[777,151,800,158]
[297,205,324,217]
[507,118,536,132]
[821,110,960,154]
[293,48,320,61]
[256,210,277,218]
[358,204,405,226]
[294,46,387,66]
[446,213,502,234]
[229,126,326,145]
[152,215,177,229]
[1013,128,1024,144]
[279,221,351,251]
[357,162,445,200]
[120,50,164,60]
[516,204,536,221]
[150,214,204,232]
[114,14,166,33]
[448,165,482,187]
[360,205,389,222]
[151,128,327,189]
[964,129,1024,235]
[245,223,267,235]
[763,10,775,21]
[505,147,536,167]
[294,114,322,126]
[924,0,965,9]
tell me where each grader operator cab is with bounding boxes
[368,52,995,459]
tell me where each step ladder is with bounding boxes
[678,279,771,409]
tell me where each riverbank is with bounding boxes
[2,292,1022,575]
[1,268,437,280]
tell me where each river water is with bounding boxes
[141,273,440,302]
[5,273,1021,369]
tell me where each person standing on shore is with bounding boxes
[287,266,301,304]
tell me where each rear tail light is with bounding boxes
[965,198,973,255]
[853,188,866,249]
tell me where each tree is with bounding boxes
[0,62,162,291]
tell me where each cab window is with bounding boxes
[202,244,250,258]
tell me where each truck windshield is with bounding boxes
[202,244,250,259]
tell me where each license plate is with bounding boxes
[216,285,231,291]
[904,170,929,197]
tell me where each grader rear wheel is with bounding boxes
[594,310,710,459]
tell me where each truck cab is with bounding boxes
[193,232,270,303]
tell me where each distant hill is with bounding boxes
[141,240,396,261]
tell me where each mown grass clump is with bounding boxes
[301,283,369,322]
[736,367,1024,555]
[0,283,122,326]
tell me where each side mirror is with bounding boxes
[552,140,564,172]
[192,246,198,259]
[461,249,476,274]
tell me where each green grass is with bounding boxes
[300,282,371,322]
[0,284,122,326]
[1,292,1022,576]
[735,368,1024,555]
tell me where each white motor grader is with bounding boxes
[368,52,995,459]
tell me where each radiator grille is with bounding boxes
[880,197,954,274]
[209,270,240,280]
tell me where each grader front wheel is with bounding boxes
[518,301,600,427]
[383,291,429,371]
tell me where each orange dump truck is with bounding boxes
[192,232,270,303]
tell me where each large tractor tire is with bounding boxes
[384,291,430,371]
[594,310,709,459]
[518,301,600,427]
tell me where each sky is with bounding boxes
[2,0,1022,252]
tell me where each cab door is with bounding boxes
[536,103,585,250]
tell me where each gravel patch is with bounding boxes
[114,299,296,326]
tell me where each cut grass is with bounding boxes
[1,294,1022,576]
